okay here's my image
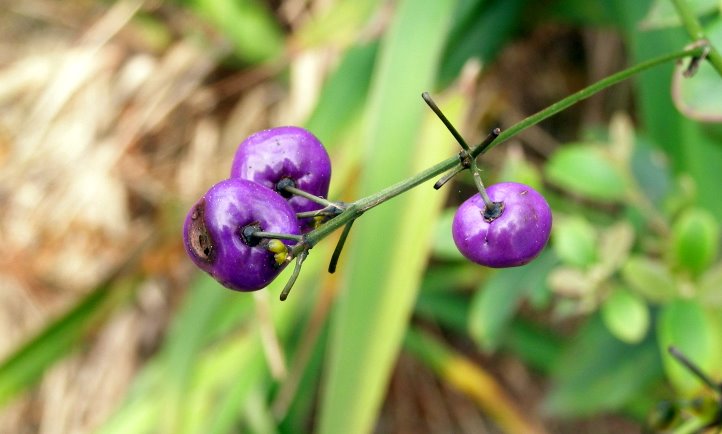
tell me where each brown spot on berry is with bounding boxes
[188,199,216,263]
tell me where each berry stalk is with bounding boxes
[479,45,708,157]
[250,231,304,242]
[291,45,706,258]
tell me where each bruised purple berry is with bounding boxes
[452,182,552,268]
[230,126,331,230]
[183,178,301,291]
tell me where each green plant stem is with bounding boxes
[328,220,355,273]
[280,251,307,301]
[290,45,705,258]
[252,231,303,242]
[479,45,706,156]
[281,185,341,209]
[670,0,722,77]
[422,91,470,150]
[470,158,494,208]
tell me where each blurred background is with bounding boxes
[2,0,722,433]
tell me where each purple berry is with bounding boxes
[183,178,301,291]
[452,182,552,268]
[230,126,331,230]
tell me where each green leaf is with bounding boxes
[306,41,378,147]
[663,174,697,218]
[657,299,722,396]
[243,385,278,434]
[162,275,254,434]
[496,146,543,191]
[621,255,678,302]
[630,138,673,207]
[431,209,466,261]
[672,20,722,121]
[601,287,650,344]
[547,266,594,298]
[279,322,331,432]
[504,319,563,374]
[545,314,662,417]
[698,263,722,306]
[669,207,720,277]
[597,221,635,272]
[317,1,459,430]
[468,251,556,351]
[419,263,483,293]
[641,0,720,29]
[438,0,525,86]
[181,0,284,63]
[552,215,598,268]
[544,144,628,202]
[291,0,381,50]
[415,291,470,333]
[548,0,617,25]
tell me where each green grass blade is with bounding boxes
[317,1,458,430]
[292,0,382,50]
[305,41,378,147]
[180,0,284,63]
[0,249,145,406]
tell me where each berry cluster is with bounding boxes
[183,94,552,300]
[183,126,333,294]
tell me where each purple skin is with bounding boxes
[183,178,301,291]
[230,126,331,231]
[452,182,552,268]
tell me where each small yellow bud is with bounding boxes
[274,252,288,265]
[267,239,288,265]
[267,239,287,254]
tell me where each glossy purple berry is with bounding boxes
[230,126,331,230]
[183,178,301,291]
[452,182,552,268]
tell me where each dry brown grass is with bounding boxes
[0,1,339,431]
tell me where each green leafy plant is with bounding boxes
[3,1,722,433]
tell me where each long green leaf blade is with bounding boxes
[318,1,457,431]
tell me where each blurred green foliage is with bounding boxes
[3,0,722,433]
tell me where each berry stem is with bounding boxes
[470,157,504,221]
[251,231,304,242]
[421,91,470,151]
[296,204,345,219]
[280,184,343,210]
[473,127,501,156]
[289,46,704,258]
[432,128,499,190]
[470,158,494,209]
[433,165,465,190]
[328,220,355,274]
[280,251,308,301]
